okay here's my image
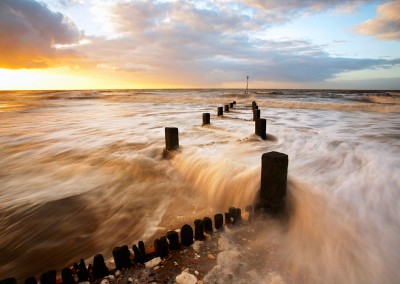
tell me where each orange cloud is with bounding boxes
[0,0,81,69]
[356,1,400,40]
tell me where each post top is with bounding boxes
[262,151,288,159]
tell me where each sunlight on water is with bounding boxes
[0,89,399,282]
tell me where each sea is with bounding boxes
[0,89,399,283]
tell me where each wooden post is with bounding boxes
[255,118,267,140]
[112,245,131,270]
[180,224,194,246]
[165,127,179,150]
[154,237,169,258]
[203,217,213,233]
[233,101,236,105]
[167,230,181,250]
[229,207,241,224]
[92,254,109,279]
[260,152,289,214]
[24,277,36,284]
[214,214,223,230]
[253,109,260,121]
[229,102,233,108]
[224,104,229,112]
[202,113,210,125]
[225,212,231,225]
[138,241,146,261]
[77,259,89,282]
[61,268,74,284]
[194,219,205,240]
[40,271,56,284]
[217,107,223,116]
[132,244,144,264]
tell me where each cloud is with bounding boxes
[1,0,398,87]
[0,0,81,69]
[356,1,400,40]
[78,0,399,86]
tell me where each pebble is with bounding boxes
[145,257,162,269]
[115,270,121,277]
[194,271,199,276]
[207,254,215,259]
[175,271,198,284]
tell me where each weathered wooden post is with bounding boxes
[229,207,241,224]
[203,217,213,233]
[167,230,180,250]
[253,109,260,121]
[61,268,74,284]
[24,277,36,284]
[233,101,236,105]
[260,152,289,214]
[203,113,210,125]
[194,219,205,240]
[224,104,229,112]
[112,245,131,270]
[180,224,194,246]
[229,102,234,108]
[138,240,146,261]
[132,244,144,264]
[77,259,89,282]
[92,254,109,279]
[217,107,223,116]
[224,212,231,225]
[40,271,56,284]
[255,118,267,140]
[165,127,179,150]
[214,214,223,230]
[154,236,169,258]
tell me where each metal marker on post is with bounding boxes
[245,76,249,95]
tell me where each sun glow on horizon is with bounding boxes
[0,68,181,90]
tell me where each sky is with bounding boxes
[0,0,399,90]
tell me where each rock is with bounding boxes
[192,241,202,253]
[207,254,215,259]
[175,271,198,284]
[145,257,162,269]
